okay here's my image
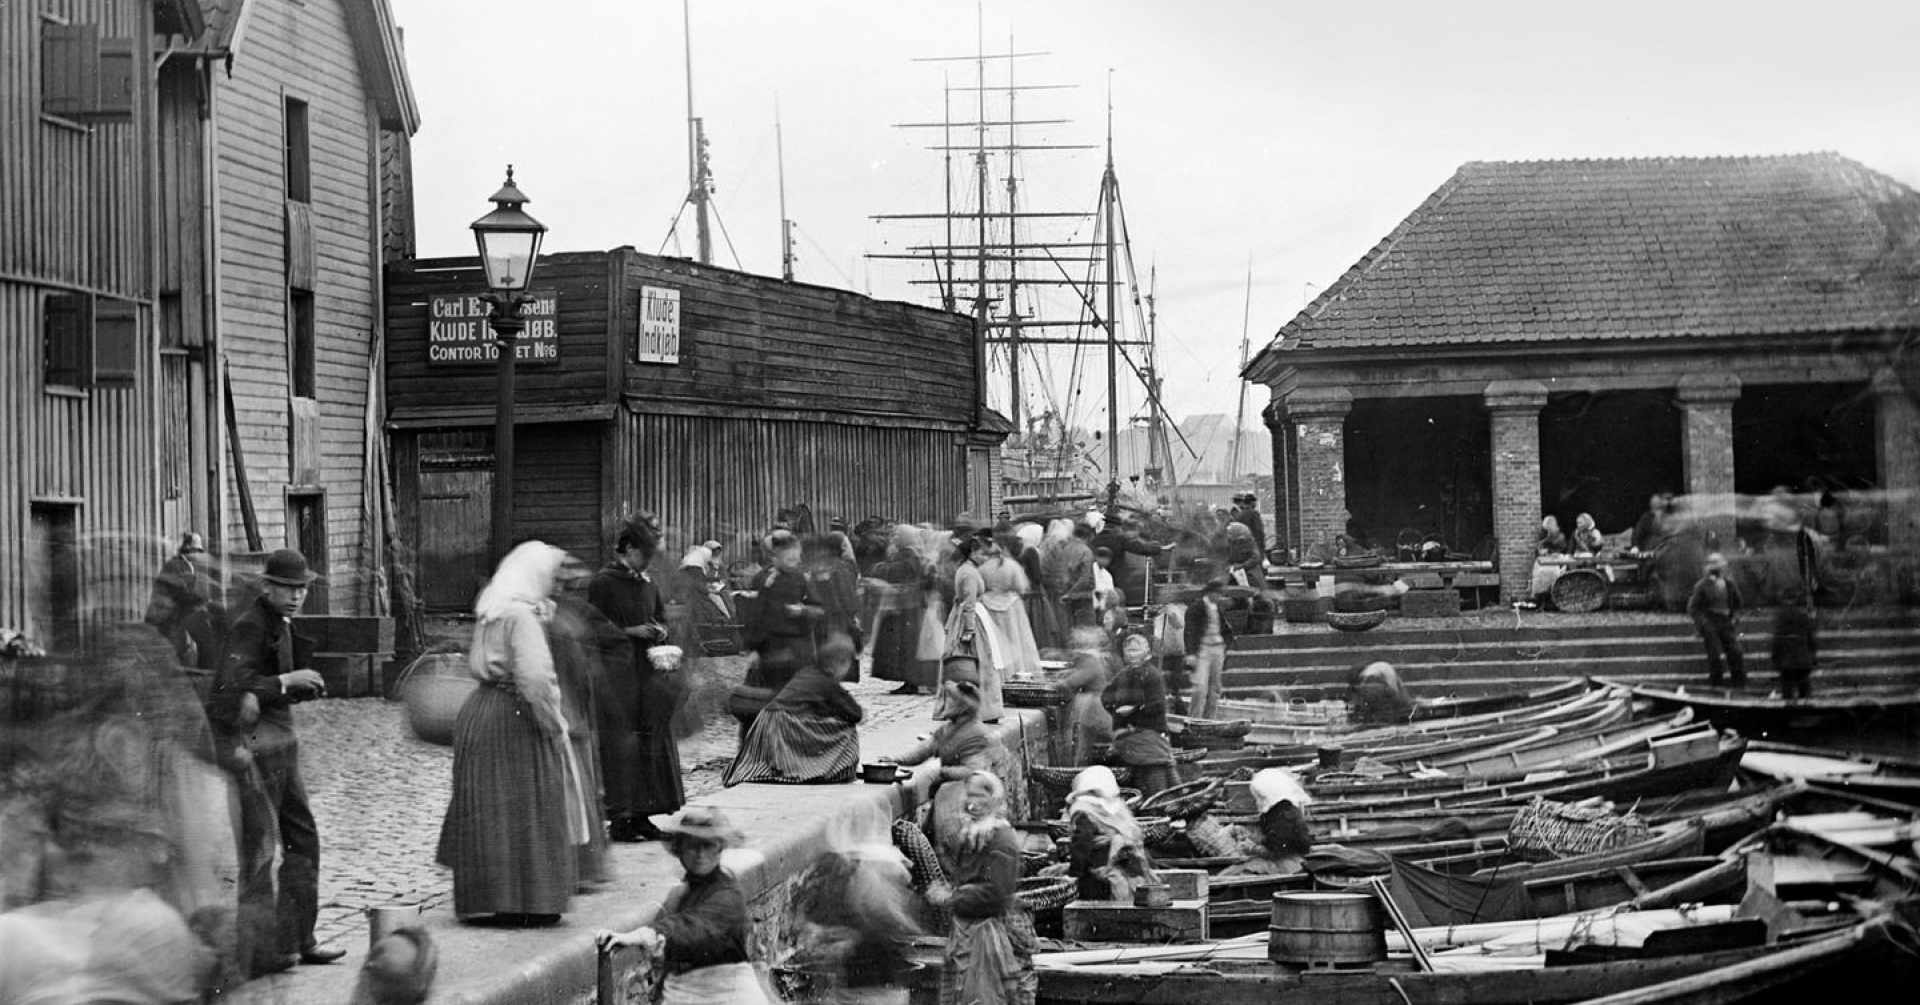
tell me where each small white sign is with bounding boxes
[637,286,681,364]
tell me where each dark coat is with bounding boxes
[655,867,751,972]
[1183,595,1236,655]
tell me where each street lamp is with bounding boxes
[470,166,547,562]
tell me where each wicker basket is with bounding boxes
[1137,815,1176,847]
[396,651,476,747]
[1003,679,1069,708]
[1183,813,1253,858]
[1507,797,1650,861]
[1016,875,1077,912]
[1332,553,1384,569]
[695,622,744,657]
[1136,778,1223,820]
[1550,568,1610,614]
[1325,609,1389,632]
[1031,763,1133,793]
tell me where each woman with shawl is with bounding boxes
[724,633,864,786]
[1217,767,1315,877]
[883,658,1006,876]
[1063,766,1155,902]
[804,532,866,673]
[977,535,1042,679]
[1571,512,1606,556]
[1102,632,1178,798]
[437,541,592,926]
[869,525,939,695]
[937,537,1007,723]
[1009,523,1059,651]
[925,771,1035,1005]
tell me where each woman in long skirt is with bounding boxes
[1102,632,1179,799]
[927,771,1035,1005]
[977,540,1041,679]
[724,633,864,786]
[438,541,590,925]
[870,527,940,695]
[937,537,1006,722]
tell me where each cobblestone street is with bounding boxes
[296,655,937,948]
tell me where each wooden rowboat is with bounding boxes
[1592,675,1920,733]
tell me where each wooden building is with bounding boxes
[385,248,1002,610]
[1245,154,1920,602]
[1,0,415,646]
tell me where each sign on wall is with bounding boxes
[427,291,560,365]
[637,286,681,364]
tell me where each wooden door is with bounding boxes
[290,491,329,613]
[419,467,491,611]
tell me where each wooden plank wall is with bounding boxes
[618,410,968,562]
[514,422,607,564]
[384,251,614,409]
[615,249,977,423]
[212,0,380,613]
[0,1,166,638]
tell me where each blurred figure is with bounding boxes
[0,888,218,1004]
[1039,520,1095,641]
[1632,491,1676,554]
[590,513,683,842]
[1182,578,1233,720]
[597,807,773,1005]
[347,927,437,1005]
[724,632,864,786]
[207,548,341,969]
[144,531,212,667]
[1064,766,1154,903]
[438,541,588,926]
[1347,661,1414,725]
[1771,585,1819,701]
[1103,633,1177,798]
[1687,552,1747,687]
[925,771,1034,1005]
[805,532,866,670]
[550,557,626,888]
[976,535,1041,680]
[1053,627,1114,766]
[1232,493,1268,554]
[740,529,823,728]
[1528,515,1570,606]
[790,842,922,1005]
[869,525,939,696]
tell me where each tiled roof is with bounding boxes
[1249,153,1920,374]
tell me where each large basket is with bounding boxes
[1550,568,1609,613]
[1003,679,1069,708]
[1031,763,1133,793]
[1325,609,1388,632]
[1183,813,1254,859]
[395,651,475,747]
[1507,797,1650,861]
[1136,778,1223,820]
[1332,553,1383,569]
[1016,875,1077,912]
[695,622,745,657]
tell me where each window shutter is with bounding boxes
[94,38,136,119]
[43,293,92,387]
[42,24,98,118]
[93,297,139,387]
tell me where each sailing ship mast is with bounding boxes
[1229,261,1253,480]
[684,0,712,265]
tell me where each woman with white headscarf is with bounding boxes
[438,541,592,926]
[1064,766,1155,902]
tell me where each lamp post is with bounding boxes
[470,166,547,563]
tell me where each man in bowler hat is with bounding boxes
[210,548,344,972]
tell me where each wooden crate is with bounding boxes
[1064,899,1208,942]
[1158,869,1209,901]
[1282,596,1330,624]
[1398,589,1461,618]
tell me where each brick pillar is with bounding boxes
[1263,398,1294,559]
[1871,367,1920,556]
[1676,373,1742,552]
[1484,380,1549,603]
[1285,387,1352,557]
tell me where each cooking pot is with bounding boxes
[861,763,912,785]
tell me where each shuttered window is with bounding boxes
[41,22,134,121]
[43,292,139,389]
[291,290,316,398]
[285,98,311,203]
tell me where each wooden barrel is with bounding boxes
[1268,892,1386,968]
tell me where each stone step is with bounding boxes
[1223,644,1920,691]
[1228,628,1920,666]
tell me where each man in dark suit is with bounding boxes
[1232,494,1268,555]
[210,548,343,973]
[1182,577,1236,719]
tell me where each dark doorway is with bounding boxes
[418,457,493,611]
[1540,390,1684,537]
[289,491,329,614]
[1733,383,1878,496]
[28,503,80,652]
[1345,396,1490,553]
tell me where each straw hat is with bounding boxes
[648,805,743,846]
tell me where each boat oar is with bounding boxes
[1368,876,1434,972]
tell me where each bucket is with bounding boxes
[1268,892,1386,968]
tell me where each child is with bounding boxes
[1771,586,1818,700]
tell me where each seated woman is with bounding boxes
[723,632,865,786]
[1571,513,1606,556]
[1528,515,1571,605]
[1218,767,1315,878]
[1053,627,1115,766]
[883,656,1005,876]
[792,842,922,1003]
[1102,632,1178,799]
[1347,660,1414,725]
[1064,766,1155,902]
[596,807,772,1005]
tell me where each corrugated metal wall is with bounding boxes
[618,411,968,560]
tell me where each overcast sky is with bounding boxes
[391,0,1920,444]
